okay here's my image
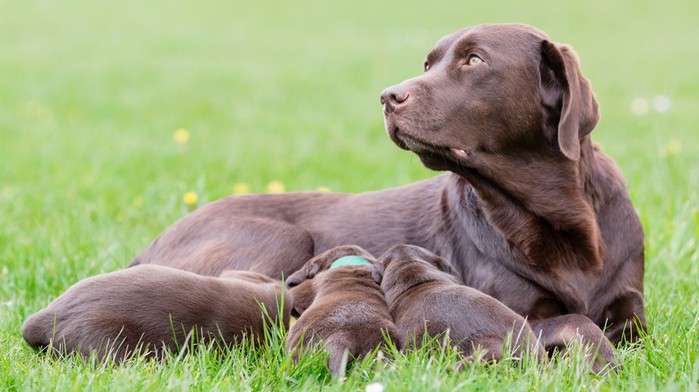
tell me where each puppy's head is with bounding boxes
[376,244,461,295]
[287,245,378,317]
[286,245,377,287]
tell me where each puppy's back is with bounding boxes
[399,283,543,360]
[22,265,289,360]
[287,267,397,376]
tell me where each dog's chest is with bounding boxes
[450,188,563,316]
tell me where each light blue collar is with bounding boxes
[328,255,371,270]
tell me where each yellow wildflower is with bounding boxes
[173,128,190,145]
[266,181,285,194]
[183,191,198,205]
[232,183,251,195]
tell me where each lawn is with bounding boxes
[1,0,698,390]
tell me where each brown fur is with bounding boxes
[529,314,618,373]
[129,24,645,346]
[22,265,292,362]
[376,244,544,361]
[286,246,399,378]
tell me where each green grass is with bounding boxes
[1,0,698,390]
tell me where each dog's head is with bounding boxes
[286,245,379,317]
[375,244,461,304]
[381,24,605,273]
[381,23,599,171]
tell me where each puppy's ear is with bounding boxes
[288,280,315,317]
[370,263,385,284]
[286,260,322,287]
[426,254,459,277]
[376,252,395,273]
[539,40,599,161]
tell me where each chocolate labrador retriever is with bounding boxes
[129,23,645,346]
[376,244,544,361]
[286,245,399,378]
[22,266,291,362]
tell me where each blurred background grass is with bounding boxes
[1,0,698,389]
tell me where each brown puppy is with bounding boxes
[376,244,544,361]
[286,245,399,378]
[129,24,645,346]
[22,265,292,362]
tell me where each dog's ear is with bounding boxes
[376,248,398,271]
[286,260,322,287]
[370,263,385,284]
[539,40,600,161]
[425,253,458,276]
[288,280,315,317]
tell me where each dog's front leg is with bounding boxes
[529,314,617,374]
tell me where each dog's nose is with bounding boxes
[380,86,410,113]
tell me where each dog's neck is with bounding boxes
[314,268,380,298]
[452,137,605,273]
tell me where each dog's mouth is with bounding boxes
[389,127,469,166]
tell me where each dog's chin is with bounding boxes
[417,152,457,171]
[388,127,469,172]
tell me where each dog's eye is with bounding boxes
[424,61,430,72]
[467,55,483,66]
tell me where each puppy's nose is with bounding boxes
[380,86,410,113]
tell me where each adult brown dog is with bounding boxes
[130,24,645,346]
[286,245,399,378]
[22,266,292,362]
[376,244,545,362]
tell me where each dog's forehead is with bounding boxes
[430,24,550,59]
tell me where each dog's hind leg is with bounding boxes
[130,218,315,278]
